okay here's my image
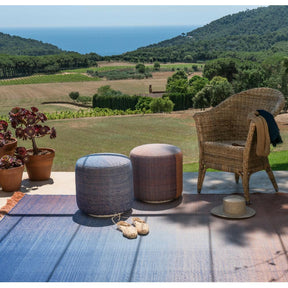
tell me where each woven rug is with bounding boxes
[0,193,287,282]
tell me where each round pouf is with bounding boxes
[75,153,133,217]
[130,143,183,203]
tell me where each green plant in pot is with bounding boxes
[9,107,56,181]
[0,120,17,158]
[0,149,26,192]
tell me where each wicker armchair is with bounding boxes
[193,88,285,204]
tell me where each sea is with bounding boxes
[0,26,198,56]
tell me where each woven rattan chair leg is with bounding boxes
[241,172,250,204]
[265,166,279,192]
[235,173,240,184]
[197,165,206,194]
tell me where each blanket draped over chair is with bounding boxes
[193,88,285,203]
[248,111,270,157]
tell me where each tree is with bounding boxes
[232,67,265,92]
[203,58,238,82]
[69,91,80,102]
[188,75,209,98]
[193,76,234,108]
[166,70,188,94]
[209,76,234,106]
[183,54,193,62]
[192,87,211,109]
[166,70,200,110]
[153,62,160,71]
[97,85,122,97]
[136,63,145,74]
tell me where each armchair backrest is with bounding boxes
[194,88,285,142]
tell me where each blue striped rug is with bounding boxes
[0,193,287,282]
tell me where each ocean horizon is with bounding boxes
[0,26,198,56]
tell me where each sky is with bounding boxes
[0,2,275,28]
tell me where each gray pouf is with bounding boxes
[75,153,133,217]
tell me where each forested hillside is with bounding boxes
[0,53,101,79]
[0,32,64,56]
[113,5,288,63]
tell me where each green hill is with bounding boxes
[114,5,288,62]
[0,32,64,56]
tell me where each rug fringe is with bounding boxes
[0,192,25,221]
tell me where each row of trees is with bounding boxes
[162,55,288,110]
[164,70,234,110]
[202,56,288,109]
[0,52,100,79]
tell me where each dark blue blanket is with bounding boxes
[257,110,283,147]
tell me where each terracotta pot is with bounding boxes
[25,148,55,181]
[0,165,24,192]
[0,137,17,159]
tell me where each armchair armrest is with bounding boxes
[243,122,256,162]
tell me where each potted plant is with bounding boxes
[0,150,25,192]
[9,107,56,181]
[0,120,17,158]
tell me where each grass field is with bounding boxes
[13,110,288,172]
[0,73,99,86]
[17,112,198,171]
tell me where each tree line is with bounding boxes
[163,56,288,110]
[0,52,100,79]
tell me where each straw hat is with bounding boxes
[211,195,256,219]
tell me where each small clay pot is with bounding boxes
[0,165,24,192]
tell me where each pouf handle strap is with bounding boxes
[175,151,183,198]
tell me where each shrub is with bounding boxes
[69,91,80,101]
[135,97,153,112]
[86,70,98,77]
[77,96,92,105]
[136,63,145,74]
[150,98,174,113]
[192,65,198,72]
[153,62,160,71]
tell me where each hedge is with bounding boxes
[93,94,140,110]
[164,93,193,111]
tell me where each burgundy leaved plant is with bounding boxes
[0,154,23,169]
[9,107,56,155]
[0,120,13,147]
